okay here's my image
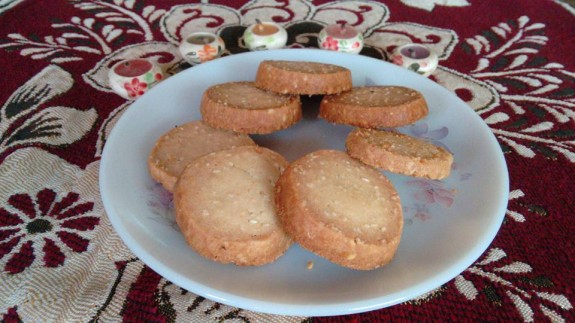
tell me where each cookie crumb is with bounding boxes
[307,261,314,270]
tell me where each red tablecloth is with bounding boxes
[1,0,574,321]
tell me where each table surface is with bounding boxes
[1,0,574,322]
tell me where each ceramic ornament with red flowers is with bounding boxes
[108,59,164,100]
[391,43,439,77]
[318,23,364,54]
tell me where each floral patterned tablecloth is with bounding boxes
[1,0,574,321]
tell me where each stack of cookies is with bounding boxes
[147,59,453,270]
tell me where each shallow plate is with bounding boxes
[100,49,509,316]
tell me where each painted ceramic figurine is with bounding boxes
[108,58,164,100]
[179,32,226,65]
[243,20,288,51]
[391,43,438,77]
[318,23,364,54]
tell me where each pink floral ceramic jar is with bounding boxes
[318,23,364,54]
[108,59,164,100]
[179,32,226,64]
[391,43,438,77]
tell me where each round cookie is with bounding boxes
[200,81,302,134]
[275,150,403,270]
[346,128,453,179]
[319,86,428,128]
[148,120,255,192]
[255,60,352,95]
[174,145,292,266]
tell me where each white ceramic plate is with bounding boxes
[100,49,509,316]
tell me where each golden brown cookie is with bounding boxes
[200,81,302,134]
[319,86,428,128]
[174,145,292,266]
[346,128,453,180]
[148,120,255,192]
[275,150,403,270]
[255,60,352,95]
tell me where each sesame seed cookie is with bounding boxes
[274,150,403,270]
[255,60,352,95]
[174,145,292,266]
[346,128,453,179]
[319,86,428,128]
[201,81,302,134]
[148,120,255,192]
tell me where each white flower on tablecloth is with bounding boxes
[463,15,575,162]
[505,189,549,223]
[70,0,167,42]
[0,65,97,161]
[0,0,25,15]
[160,3,240,44]
[432,66,500,111]
[455,248,574,322]
[0,186,99,274]
[310,1,390,33]
[0,149,133,321]
[0,0,166,63]
[400,0,471,12]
